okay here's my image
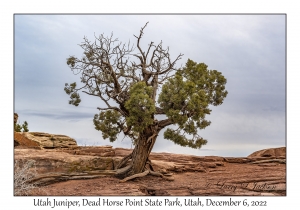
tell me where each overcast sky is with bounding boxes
[14,14,286,157]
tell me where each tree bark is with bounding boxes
[115,127,158,179]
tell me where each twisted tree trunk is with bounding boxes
[115,126,158,179]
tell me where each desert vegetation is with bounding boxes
[64,22,228,181]
[14,160,37,196]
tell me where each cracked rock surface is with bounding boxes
[15,146,286,196]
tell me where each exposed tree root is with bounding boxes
[119,170,150,183]
[115,164,133,178]
[24,158,174,185]
[116,153,132,169]
[118,159,174,182]
[26,170,117,186]
[115,153,175,182]
[27,167,174,185]
[119,169,174,182]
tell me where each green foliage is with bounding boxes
[14,124,22,132]
[64,82,81,106]
[164,128,207,149]
[158,59,228,148]
[124,82,156,132]
[64,29,228,151]
[14,121,29,132]
[66,56,76,68]
[22,121,29,132]
[181,59,228,106]
[93,110,122,142]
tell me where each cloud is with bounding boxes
[14,14,286,156]
[20,109,92,120]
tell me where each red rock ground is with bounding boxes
[27,148,286,196]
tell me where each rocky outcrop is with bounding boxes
[23,132,77,149]
[14,146,116,181]
[58,145,115,157]
[14,132,40,148]
[14,113,21,147]
[14,139,20,147]
[14,148,115,185]
[14,148,115,173]
[248,147,286,158]
[14,113,18,124]
[14,146,286,196]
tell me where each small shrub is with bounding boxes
[14,160,37,196]
[22,121,29,132]
[14,121,29,132]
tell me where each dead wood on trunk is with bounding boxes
[115,125,174,182]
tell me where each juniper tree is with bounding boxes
[64,22,228,181]
[14,121,29,132]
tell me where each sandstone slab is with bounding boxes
[248,147,286,158]
[14,149,114,177]
[14,132,41,149]
[23,132,77,148]
[15,146,286,196]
